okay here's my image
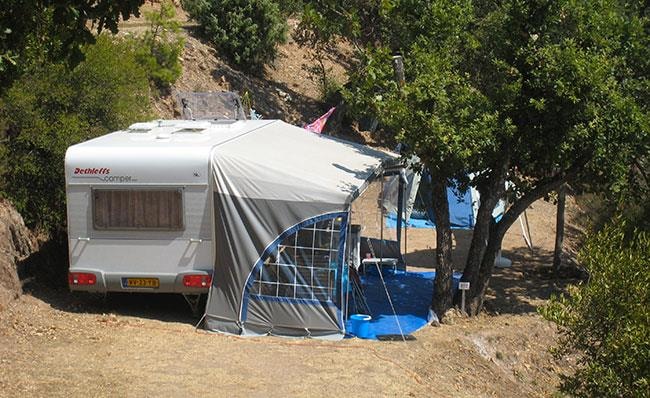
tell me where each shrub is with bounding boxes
[182,0,287,71]
[131,0,184,90]
[276,0,304,16]
[540,218,650,397]
[0,35,151,233]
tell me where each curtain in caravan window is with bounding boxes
[93,189,183,230]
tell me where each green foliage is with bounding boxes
[301,0,649,191]
[0,35,151,232]
[345,42,506,179]
[0,28,18,73]
[0,0,145,87]
[541,219,650,397]
[335,0,648,190]
[298,0,473,52]
[182,0,287,71]
[130,1,184,90]
[275,0,304,16]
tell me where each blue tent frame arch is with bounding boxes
[240,211,349,327]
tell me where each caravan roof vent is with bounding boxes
[210,120,244,129]
[128,122,157,133]
[173,128,206,134]
[211,119,238,124]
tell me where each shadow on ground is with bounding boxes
[18,240,197,325]
[406,245,585,315]
[21,280,198,325]
[404,248,437,270]
[483,247,584,315]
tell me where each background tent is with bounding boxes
[387,174,505,230]
[385,172,511,268]
[203,120,398,339]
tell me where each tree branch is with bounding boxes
[496,164,582,239]
[633,158,649,188]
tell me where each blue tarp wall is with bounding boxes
[387,177,504,230]
[387,184,475,229]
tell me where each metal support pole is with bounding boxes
[459,282,470,315]
[524,210,534,254]
[461,290,466,314]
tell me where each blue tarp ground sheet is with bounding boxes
[345,268,462,340]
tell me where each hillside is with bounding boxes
[119,4,352,129]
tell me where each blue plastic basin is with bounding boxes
[349,314,372,339]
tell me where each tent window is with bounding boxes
[93,189,184,230]
[253,216,343,301]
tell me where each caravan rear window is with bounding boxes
[92,189,184,230]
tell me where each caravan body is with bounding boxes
[64,119,276,294]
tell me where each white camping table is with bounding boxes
[361,257,399,273]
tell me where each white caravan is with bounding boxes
[64,119,278,304]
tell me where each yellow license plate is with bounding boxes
[124,278,159,288]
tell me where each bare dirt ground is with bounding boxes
[0,197,579,398]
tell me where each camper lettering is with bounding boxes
[74,167,110,175]
[100,175,134,182]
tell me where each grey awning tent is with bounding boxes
[203,120,397,338]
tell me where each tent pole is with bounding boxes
[404,219,408,265]
[344,211,352,322]
[377,171,406,342]
[404,172,409,261]
[379,172,384,264]
[396,174,404,262]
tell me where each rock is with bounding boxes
[441,308,464,325]
[0,257,20,309]
[275,88,292,101]
[0,199,37,311]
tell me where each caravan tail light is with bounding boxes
[183,274,212,288]
[69,272,96,286]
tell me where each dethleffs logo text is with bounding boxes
[72,167,135,182]
[74,167,110,175]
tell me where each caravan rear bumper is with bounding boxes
[68,269,212,294]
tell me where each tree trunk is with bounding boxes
[457,158,509,305]
[430,175,454,319]
[553,184,566,274]
[458,191,493,288]
[464,168,580,315]
[466,220,505,314]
